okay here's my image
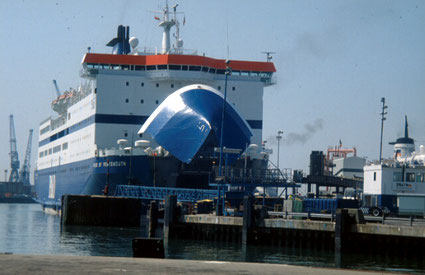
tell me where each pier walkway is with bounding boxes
[0,254,387,274]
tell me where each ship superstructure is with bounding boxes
[34,2,276,209]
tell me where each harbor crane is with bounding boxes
[19,129,33,186]
[53,80,61,97]
[8,115,20,182]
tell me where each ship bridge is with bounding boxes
[81,53,276,86]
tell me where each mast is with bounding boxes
[159,0,175,54]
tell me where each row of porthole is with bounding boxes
[124,81,236,91]
[126,82,174,88]
[125,99,159,104]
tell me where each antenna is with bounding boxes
[379,97,388,162]
[262,51,276,62]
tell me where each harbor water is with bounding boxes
[0,204,424,274]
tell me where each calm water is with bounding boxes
[1,204,424,273]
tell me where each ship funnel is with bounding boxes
[389,115,415,160]
[106,25,131,55]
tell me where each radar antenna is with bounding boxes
[262,51,276,62]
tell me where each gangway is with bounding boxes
[115,185,218,202]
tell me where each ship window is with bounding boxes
[156,100,159,104]
[171,84,174,88]
[202,67,209,72]
[169,65,181,70]
[122,65,130,70]
[373,172,376,181]
[40,125,50,135]
[216,69,225,74]
[241,71,250,76]
[124,133,128,137]
[49,148,53,155]
[141,82,144,87]
[156,83,159,88]
[94,88,97,94]
[141,99,144,104]
[189,66,201,71]
[393,172,402,181]
[147,65,156,70]
[135,65,145,71]
[62,142,68,150]
[416,173,424,182]
[139,134,143,138]
[111,64,120,70]
[157,65,167,70]
[406,172,415,182]
[126,82,129,86]
[68,113,71,120]
[182,65,188,70]
[232,86,235,91]
[39,152,43,158]
[125,98,129,103]
[217,86,221,91]
[209,68,216,74]
[53,145,61,153]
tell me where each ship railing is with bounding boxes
[114,185,218,203]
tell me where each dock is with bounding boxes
[0,254,386,274]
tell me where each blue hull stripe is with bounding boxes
[39,114,262,147]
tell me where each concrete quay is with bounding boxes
[0,254,389,275]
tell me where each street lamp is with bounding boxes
[276,130,283,169]
[218,60,232,177]
[379,98,388,163]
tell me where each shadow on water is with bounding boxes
[60,225,147,257]
[166,239,425,274]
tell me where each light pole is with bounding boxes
[276,130,283,169]
[379,98,388,163]
[217,60,231,217]
[218,60,232,177]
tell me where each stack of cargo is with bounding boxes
[303,198,358,214]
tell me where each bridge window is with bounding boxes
[157,65,167,70]
[393,172,402,181]
[406,172,415,182]
[169,65,181,70]
[182,65,188,70]
[62,142,68,150]
[135,65,145,71]
[201,67,209,72]
[147,65,156,71]
[216,69,225,74]
[209,68,216,74]
[189,66,201,71]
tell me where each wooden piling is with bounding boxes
[148,201,158,238]
[164,195,177,240]
[242,195,254,245]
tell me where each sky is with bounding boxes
[0,0,424,183]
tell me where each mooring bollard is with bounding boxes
[149,200,159,238]
[164,195,177,240]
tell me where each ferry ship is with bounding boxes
[34,2,276,210]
